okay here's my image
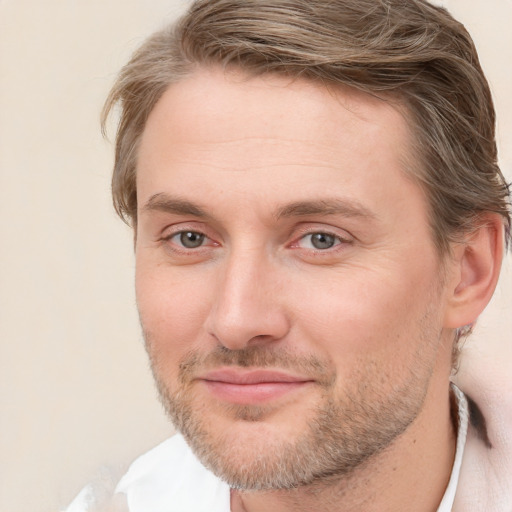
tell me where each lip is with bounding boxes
[198,369,314,405]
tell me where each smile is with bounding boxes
[198,369,314,405]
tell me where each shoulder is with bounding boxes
[453,375,512,511]
[65,434,230,512]
[116,433,230,512]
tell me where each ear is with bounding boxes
[444,214,505,329]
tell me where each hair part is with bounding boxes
[102,0,511,253]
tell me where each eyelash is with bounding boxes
[295,232,343,250]
[160,227,352,256]
[161,229,215,251]
[290,229,352,253]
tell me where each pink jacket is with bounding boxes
[453,340,512,511]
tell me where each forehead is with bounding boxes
[139,67,409,158]
[136,67,424,226]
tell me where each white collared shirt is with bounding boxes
[436,385,469,512]
[66,386,469,512]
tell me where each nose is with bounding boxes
[205,250,290,350]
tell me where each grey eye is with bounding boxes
[179,231,205,248]
[310,233,336,249]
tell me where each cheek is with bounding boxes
[135,262,215,369]
[293,263,441,370]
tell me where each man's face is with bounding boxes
[135,68,453,489]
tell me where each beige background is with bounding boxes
[0,1,510,511]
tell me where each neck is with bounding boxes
[231,379,456,512]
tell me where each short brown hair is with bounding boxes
[103,0,511,252]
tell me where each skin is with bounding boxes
[134,67,499,511]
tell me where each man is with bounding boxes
[67,0,511,510]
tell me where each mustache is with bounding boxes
[177,345,336,387]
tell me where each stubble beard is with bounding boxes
[146,329,440,492]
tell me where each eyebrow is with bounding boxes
[142,193,376,222]
[142,193,209,218]
[274,199,376,220]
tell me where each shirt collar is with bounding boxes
[436,384,469,512]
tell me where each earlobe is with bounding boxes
[444,215,505,329]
